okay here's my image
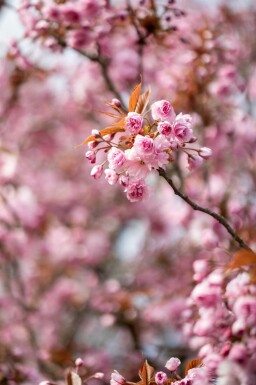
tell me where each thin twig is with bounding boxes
[158,168,250,250]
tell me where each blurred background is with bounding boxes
[0,0,256,384]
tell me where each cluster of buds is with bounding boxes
[82,83,212,202]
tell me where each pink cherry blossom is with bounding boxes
[172,113,193,143]
[133,135,154,157]
[157,121,172,136]
[107,148,126,170]
[125,179,149,202]
[151,100,176,122]
[104,169,118,185]
[125,112,143,134]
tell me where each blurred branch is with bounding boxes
[57,38,125,107]
[158,168,250,250]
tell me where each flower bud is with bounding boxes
[155,371,167,385]
[75,358,84,367]
[91,165,103,179]
[91,129,100,137]
[111,98,121,107]
[187,154,203,171]
[85,150,96,164]
[165,357,181,372]
[110,370,126,385]
[198,147,212,159]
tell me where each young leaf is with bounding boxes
[129,81,142,112]
[100,126,125,137]
[227,248,256,270]
[66,371,82,385]
[185,358,203,376]
[135,87,151,114]
[77,117,126,147]
[137,360,155,385]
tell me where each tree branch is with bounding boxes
[57,37,125,106]
[158,168,250,250]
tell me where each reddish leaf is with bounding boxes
[129,81,142,112]
[227,248,256,270]
[98,110,121,119]
[135,87,151,114]
[185,358,203,376]
[100,126,125,136]
[66,371,82,385]
[138,360,155,385]
[77,118,126,147]
[105,102,126,116]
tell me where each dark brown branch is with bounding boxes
[158,168,250,250]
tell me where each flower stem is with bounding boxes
[158,168,250,250]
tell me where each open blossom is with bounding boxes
[107,147,126,170]
[125,112,143,134]
[165,357,181,372]
[133,135,154,157]
[124,148,150,179]
[157,121,172,136]
[172,113,193,143]
[104,169,118,185]
[151,100,176,122]
[125,179,149,202]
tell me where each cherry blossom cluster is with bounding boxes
[85,95,212,202]
[18,0,183,52]
[110,358,207,385]
[183,260,256,384]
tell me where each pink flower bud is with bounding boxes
[88,140,97,149]
[155,372,167,385]
[111,98,121,107]
[91,129,100,137]
[104,169,118,185]
[39,382,52,385]
[110,371,126,385]
[187,155,203,171]
[93,373,104,379]
[91,165,103,179]
[85,150,96,164]
[119,174,129,187]
[165,357,181,372]
[75,358,84,367]
[198,147,212,159]
[188,136,197,143]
